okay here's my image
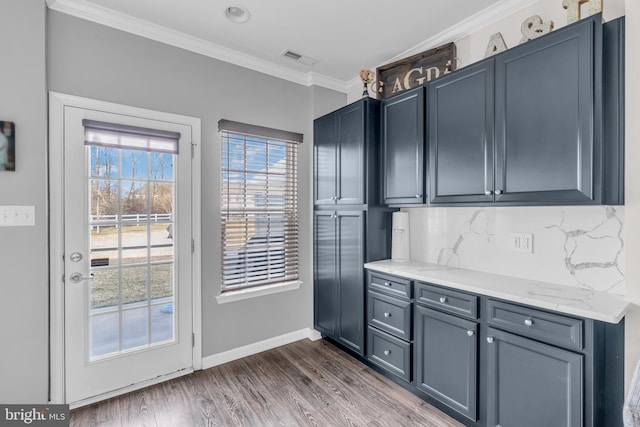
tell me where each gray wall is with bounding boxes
[46,11,345,363]
[0,0,48,404]
[1,3,344,402]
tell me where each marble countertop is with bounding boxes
[364,260,631,323]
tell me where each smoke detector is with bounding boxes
[281,49,318,66]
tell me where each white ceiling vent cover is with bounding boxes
[281,49,317,66]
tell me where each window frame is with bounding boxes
[218,120,302,294]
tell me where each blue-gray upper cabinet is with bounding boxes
[428,14,624,206]
[382,87,426,206]
[314,98,380,206]
[428,59,495,204]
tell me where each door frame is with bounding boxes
[48,92,202,405]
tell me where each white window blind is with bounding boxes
[83,119,180,154]
[219,120,302,292]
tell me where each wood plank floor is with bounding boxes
[70,338,463,427]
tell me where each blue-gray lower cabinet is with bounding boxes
[486,327,583,427]
[313,210,365,354]
[361,270,625,427]
[415,305,478,422]
[367,325,412,382]
[366,271,414,382]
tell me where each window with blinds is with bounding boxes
[219,120,302,292]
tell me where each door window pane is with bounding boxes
[86,135,177,360]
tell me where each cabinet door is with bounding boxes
[313,211,337,337]
[428,59,495,204]
[486,328,583,427]
[336,211,365,354]
[314,114,337,205]
[337,102,366,205]
[383,87,425,205]
[415,305,478,421]
[494,17,599,204]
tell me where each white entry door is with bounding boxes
[61,105,195,404]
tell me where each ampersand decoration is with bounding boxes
[519,15,554,44]
[562,0,603,24]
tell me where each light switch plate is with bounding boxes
[509,232,533,253]
[0,206,36,227]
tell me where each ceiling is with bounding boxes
[46,0,538,93]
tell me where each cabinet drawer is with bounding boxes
[415,282,478,319]
[367,326,412,382]
[487,299,583,351]
[368,272,412,300]
[368,291,412,341]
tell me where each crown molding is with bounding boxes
[386,0,539,64]
[46,0,348,93]
[47,0,537,96]
[346,0,539,94]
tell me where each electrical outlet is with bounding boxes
[509,232,533,253]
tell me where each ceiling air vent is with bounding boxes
[281,49,317,66]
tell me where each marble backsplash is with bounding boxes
[405,206,625,295]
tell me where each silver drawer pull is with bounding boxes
[384,282,391,287]
[439,296,447,304]
[467,330,474,337]
[487,337,495,344]
[524,318,534,327]
[383,350,391,356]
[384,312,391,318]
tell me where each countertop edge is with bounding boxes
[364,261,631,324]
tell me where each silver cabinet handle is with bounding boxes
[524,319,534,327]
[415,194,422,199]
[487,337,495,344]
[383,350,391,356]
[69,272,94,283]
[384,282,391,287]
[467,330,474,337]
[495,189,503,195]
[485,190,493,196]
[439,296,447,304]
[384,312,391,318]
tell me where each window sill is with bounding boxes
[215,280,302,304]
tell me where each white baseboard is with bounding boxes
[202,327,322,370]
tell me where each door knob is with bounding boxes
[69,273,94,283]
